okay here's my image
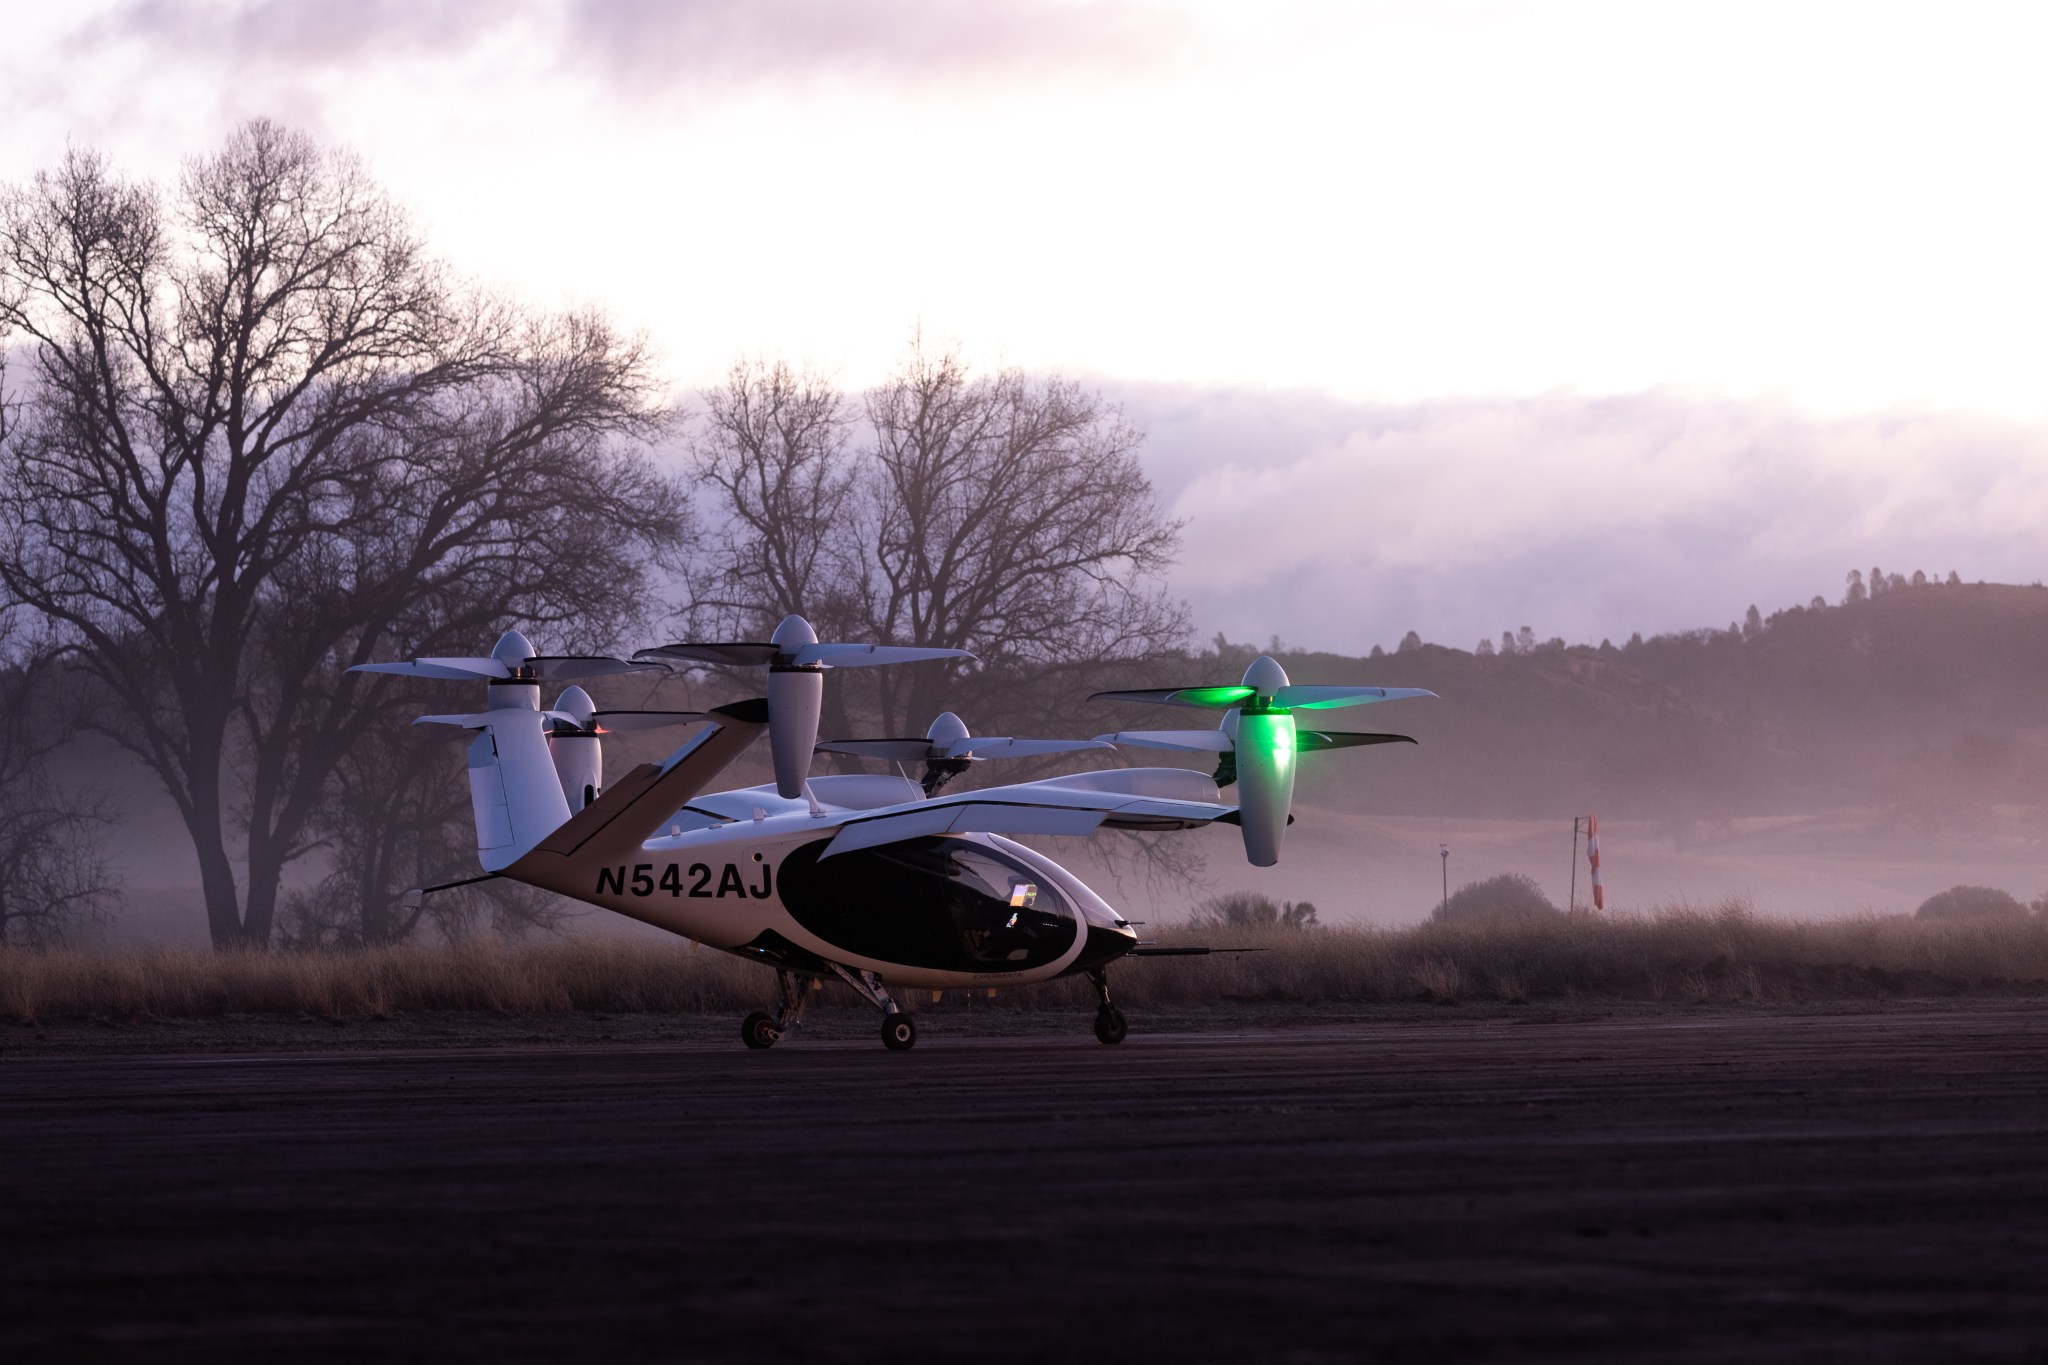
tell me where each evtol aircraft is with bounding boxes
[355,615,1433,1050]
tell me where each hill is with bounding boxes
[1195,581,2048,825]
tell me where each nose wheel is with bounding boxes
[1087,967,1128,1045]
[881,1013,917,1050]
[1094,1005,1128,1045]
[739,970,812,1049]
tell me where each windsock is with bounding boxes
[1586,812,1604,910]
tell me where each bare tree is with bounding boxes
[0,647,119,948]
[855,339,1187,736]
[683,341,1187,744]
[687,358,859,637]
[0,122,685,949]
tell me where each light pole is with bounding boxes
[1439,843,1449,918]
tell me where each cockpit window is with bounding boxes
[776,836,1078,974]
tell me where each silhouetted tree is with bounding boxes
[1743,604,1763,638]
[687,338,1187,741]
[1431,873,1557,924]
[1915,885,2025,920]
[1475,636,1495,656]
[0,642,118,947]
[0,123,684,948]
[1189,891,1318,931]
[1845,569,1867,604]
[1946,570,1962,586]
[1398,630,1422,653]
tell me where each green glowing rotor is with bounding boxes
[1172,685,1257,707]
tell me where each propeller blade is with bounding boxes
[633,642,779,668]
[587,709,712,733]
[413,712,495,729]
[353,657,510,681]
[1273,684,1437,709]
[1295,730,1418,752]
[527,656,666,680]
[1094,729,1236,753]
[797,643,974,668]
[814,738,935,760]
[1090,685,1257,709]
[944,737,1115,759]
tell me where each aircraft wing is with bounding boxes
[818,767,1236,859]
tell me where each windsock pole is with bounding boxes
[1587,813,1604,910]
[1569,816,1581,912]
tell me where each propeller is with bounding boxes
[634,615,972,798]
[352,630,663,685]
[1092,655,1435,866]
[413,685,714,813]
[818,710,1112,796]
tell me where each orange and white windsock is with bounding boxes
[1586,813,1604,910]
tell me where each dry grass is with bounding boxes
[5,900,2048,1022]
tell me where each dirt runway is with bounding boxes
[4,1006,2047,1362]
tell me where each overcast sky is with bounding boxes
[4,0,2045,653]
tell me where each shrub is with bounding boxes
[1432,873,1559,925]
[1915,885,2027,920]
[1189,892,1318,931]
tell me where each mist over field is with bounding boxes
[86,572,2048,944]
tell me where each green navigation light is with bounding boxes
[1174,685,1257,707]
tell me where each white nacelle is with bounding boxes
[765,616,824,799]
[549,685,602,812]
[1232,656,1295,866]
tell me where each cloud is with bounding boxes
[60,0,1185,93]
[1109,383,2048,655]
[559,0,1182,92]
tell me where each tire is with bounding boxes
[1094,1005,1128,1045]
[741,1011,780,1049]
[881,1013,917,1051]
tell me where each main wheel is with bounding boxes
[881,1013,917,1051]
[1094,1005,1128,1045]
[741,1011,781,1049]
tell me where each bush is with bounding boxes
[1189,892,1318,931]
[1432,873,1559,925]
[1915,885,2027,920]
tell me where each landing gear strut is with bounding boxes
[740,970,812,1050]
[828,962,917,1051]
[1088,966,1128,1045]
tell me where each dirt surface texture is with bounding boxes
[4,1004,2046,1363]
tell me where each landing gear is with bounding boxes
[738,971,812,1050]
[1087,966,1128,1045]
[1094,1005,1128,1045]
[881,1013,918,1051]
[741,1011,780,1049]
[828,962,917,1051]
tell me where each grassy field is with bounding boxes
[6,902,2048,1024]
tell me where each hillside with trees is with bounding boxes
[1189,577,2048,845]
